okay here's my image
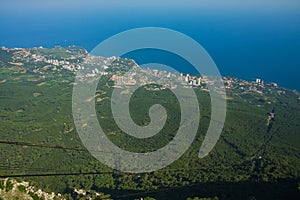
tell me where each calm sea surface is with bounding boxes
[0,4,299,90]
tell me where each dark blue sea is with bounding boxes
[0,1,299,91]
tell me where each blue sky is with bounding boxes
[1,0,299,10]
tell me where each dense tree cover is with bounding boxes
[0,53,299,199]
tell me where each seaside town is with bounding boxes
[0,46,295,98]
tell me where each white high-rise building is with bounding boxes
[256,78,262,84]
[193,79,197,86]
[185,74,190,82]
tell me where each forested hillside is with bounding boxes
[0,47,299,199]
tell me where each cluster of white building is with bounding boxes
[46,59,70,66]
[183,73,203,86]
